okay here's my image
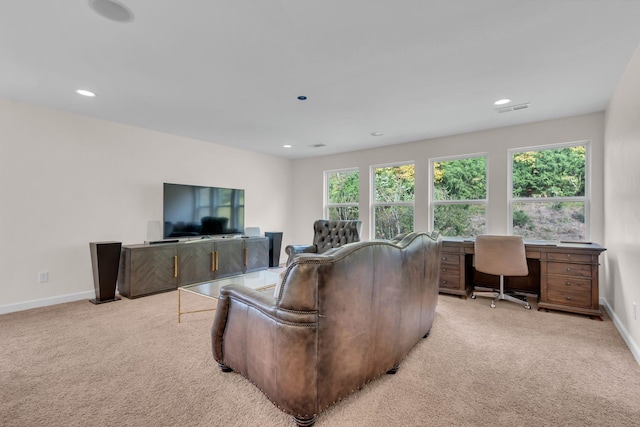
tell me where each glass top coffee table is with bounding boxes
[177,269,282,323]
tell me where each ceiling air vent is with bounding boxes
[496,102,530,114]
[309,143,326,148]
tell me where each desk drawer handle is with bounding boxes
[443,268,448,272]
[566,296,572,301]
[566,267,571,272]
[442,280,448,284]
[442,257,447,261]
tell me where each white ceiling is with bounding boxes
[2,1,640,159]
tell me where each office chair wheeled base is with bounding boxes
[471,277,531,310]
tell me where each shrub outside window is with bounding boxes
[509,142,589,241]
[325,168,359,220]
[372,162,414,239]
[430,154,487,237]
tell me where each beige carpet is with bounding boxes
[2,291,640,427]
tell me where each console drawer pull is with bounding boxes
[174,256,178,278]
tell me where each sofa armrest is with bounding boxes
[211,284,318,417]
[285,244,317,256]
[211,286,276,363]
[212,285,318,361]
[284,244,318,265]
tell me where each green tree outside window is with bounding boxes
[373,164,414,239]
[511,144,587,241]
[432,156,487,237]
[326,169,359,220]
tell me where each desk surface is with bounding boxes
[442,236,605,251]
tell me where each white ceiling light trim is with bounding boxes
[76,89,97,97]
[493,98,511,106]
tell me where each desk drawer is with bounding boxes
[440,264,460,276]
[546,276,592,308]
[439,274,460,290]
[547,252,592,263]
[440,254,460,266]
[547,262,592,278]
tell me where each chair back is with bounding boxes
[312,219,362,254]
[474,235,528,276]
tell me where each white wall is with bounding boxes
[0,99,293,312]
[604,44,640,362]
[292,112,605,247]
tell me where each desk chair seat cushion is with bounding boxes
[474,235,528,277]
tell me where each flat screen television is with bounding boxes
[163,183,245,238]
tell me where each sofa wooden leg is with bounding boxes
[386,364,400,374]
[423,330,431,339]
[218,363,233,372]
[293,415,316,426]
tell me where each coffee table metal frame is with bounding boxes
[177,269,281,323]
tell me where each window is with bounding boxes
[509,142,589,241]
[325,168,359,220]
[372,162,414,239]
[430,154,487,237]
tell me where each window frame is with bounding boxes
[370,161,415,239]
[508,140,591,241]
[428,152,489,237]
[324,167,360,220]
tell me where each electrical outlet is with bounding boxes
[38,272,49,283]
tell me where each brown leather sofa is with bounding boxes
[284,219,362,265]
[211,231,441,426]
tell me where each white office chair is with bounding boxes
[472,235,531,310]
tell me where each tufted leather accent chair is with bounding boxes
[211,232,442,426]
[284,219,362,265]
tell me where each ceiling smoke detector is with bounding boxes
[496,102,530,114]
[89,0,134,23]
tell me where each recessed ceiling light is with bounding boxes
[76,89,96,97]
[89,0,134,23]
[371,131,384,137]
[297,96,307,101]
[283,144,292,148]
[493,98,511,106]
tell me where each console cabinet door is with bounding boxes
[214,239,244,278]
[177,241,215,286]
[120,245,177,298]
[244,238,269,273]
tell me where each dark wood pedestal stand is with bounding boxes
[89,241,122,304]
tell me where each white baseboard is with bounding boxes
[601,298,640,367]
[0,291,95,315]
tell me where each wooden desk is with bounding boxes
[438,238,606,319]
